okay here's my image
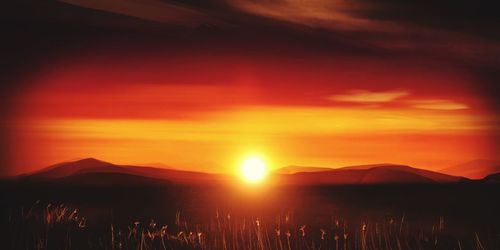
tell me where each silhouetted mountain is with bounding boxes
[360,168,434,184]
[440,159,500,179]
[338,164,464,182]
[275,168,433,185]
[21,158,468,186]
[25,158,225,185]
[30,158,117,179]
[482,172,500,182]
[274,163,464,185]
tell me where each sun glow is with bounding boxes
[240,156,267,183]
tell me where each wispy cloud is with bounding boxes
[58,0,222,27]
[328,90,409,103]
[410,100,469,110]
[227,0,386,31]
[329,91,469,110]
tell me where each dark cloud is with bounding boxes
[354,0,500,38]
[1,0,499,108]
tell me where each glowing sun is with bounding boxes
[240,156,267,183]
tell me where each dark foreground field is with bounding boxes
[2,180,500,249]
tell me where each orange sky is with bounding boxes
[4,51,499,175]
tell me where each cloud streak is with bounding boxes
[328,90,409,103]
[410,100,469,110]
[58,0,223,27]
[328,90,471,111]
[226,0,385,31]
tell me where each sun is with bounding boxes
[240,156,267,183]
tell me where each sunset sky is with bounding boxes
[1,0,499,175]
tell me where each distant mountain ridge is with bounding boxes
[25,158,225,185]
[273,163,465,185]
[18,158,500,186]
[338,164,464,182]
[440,159,500,179]
[483,172,500,182]
[31,158,116,179]
[274,163,464,183]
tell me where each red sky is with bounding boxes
[4,50,498,175]
[1,0,499,176]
